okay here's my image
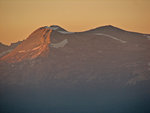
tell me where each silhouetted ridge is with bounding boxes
[85,25,126,33]
[100,25,124,30]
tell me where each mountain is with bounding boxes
[0,41,22,58]
[1,27,52,63]
[0,25,73,63]
[0,25,150,113]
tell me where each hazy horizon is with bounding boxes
[0,0,150,45]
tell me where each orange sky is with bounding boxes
[0,0,150,45]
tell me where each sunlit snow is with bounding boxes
[58,31,74,34]
[95,33,127,43]
[50,39,68,48]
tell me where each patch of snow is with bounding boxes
[58,31,74,34]
[44,26,59,30]
[18,50,26,53]
[95,33,127,43]
[44,26,51,29]
[50,26,59,30]
[18,46,41,53]
[32,46,41,51]
[50,39,68,48]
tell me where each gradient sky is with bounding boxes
[0,0,150,45]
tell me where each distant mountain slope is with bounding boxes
[0,25,150,113]
[1,27,52,63]
[0,41,22,57]
[0,25,150,86]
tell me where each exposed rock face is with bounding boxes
[0,25,71,63]
[1,27,52,63]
